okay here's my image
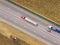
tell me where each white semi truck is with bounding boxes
[21,16,38,26]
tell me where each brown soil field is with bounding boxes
[0,21,46,45]
[10,0,60,24]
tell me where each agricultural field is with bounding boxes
[0,33,16,45]
[0,21,46,45]
[9,0,60,25]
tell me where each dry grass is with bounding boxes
[0,22,46,45]
[0,33,16,45]
[11,0,60,24]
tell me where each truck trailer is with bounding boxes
[48,26,60,33]
[21,16,38,26]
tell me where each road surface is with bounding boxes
[0,0,60,45]
[0,22,46,45]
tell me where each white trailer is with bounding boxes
[21,16,38,26]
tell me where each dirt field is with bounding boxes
[10,0,60,24]
[0,21,46,45]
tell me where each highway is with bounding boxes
[0,0,60,45]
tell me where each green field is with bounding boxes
[9,0,60,25]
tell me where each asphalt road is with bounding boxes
[0,0,60,45]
